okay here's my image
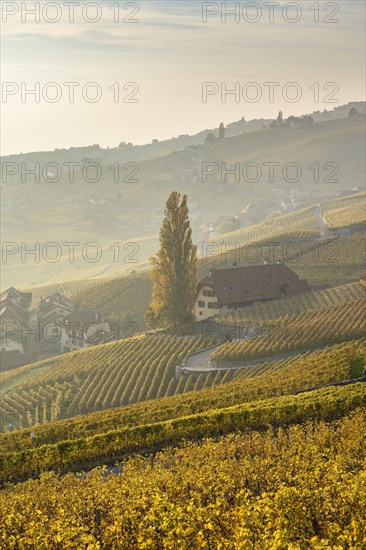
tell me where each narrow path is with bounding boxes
[178,344,300,375]
[182,346,219,372]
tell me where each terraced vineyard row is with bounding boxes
[1,338,363,454]
[323,200,366,229]
[207,207,319,248]
[1,383,365,485]
[218,280,366,327]
[0,336,226,431]
[264,229,320,240]
[1,406,365,547]
[25,278,104,308]
[212,300,365,363]
[320,191,366,212]
[290,232,366,289]
[74,272,149,310]
[207,192,365,252]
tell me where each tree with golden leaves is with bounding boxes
[145,192,197,334]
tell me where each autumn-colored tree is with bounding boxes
[145,192,197,334]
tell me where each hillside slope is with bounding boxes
[2,116,365,289]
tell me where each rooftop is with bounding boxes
[197,264,310,305]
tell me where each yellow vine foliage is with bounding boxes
[0,409,365,549]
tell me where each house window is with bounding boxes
[198,300,205,307]
[208,302,219,309]
[199,311,202,316]
[203,289,215,297]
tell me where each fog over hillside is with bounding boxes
[1,105,365,289]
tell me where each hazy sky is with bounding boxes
[1,0,365,155]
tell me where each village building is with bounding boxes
[35,292,74,325]
[195,264,310,321]
[0,288,113,370]
[27,292,76,362]
[60,309,113,353]
[0,288,33,368]
[0,287,32,327]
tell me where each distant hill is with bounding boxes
[1,110,365,290]
[2,102,364,164]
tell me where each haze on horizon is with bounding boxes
[1,0,365,156]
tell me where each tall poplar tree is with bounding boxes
[145,192,197,334]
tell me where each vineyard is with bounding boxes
[26,230,366,316]
[8,236,159,291]
[1,406,365,548]
[73,272,150,313]
[211,300,366,364]
[24,279,102,308]
[290,232,366,288]
[0,335,225,431]
[320,191,366,213]
[205,192,365,250]
[1,292,365,432]
[323,200,366,230]
[1,287,366,548]
[294,232,366,267]
[207,206,319,249]
[23,272,152,330]
[217,280,366,326]
[19,209,365,335]
[0,338,364,456]
[0,381,365,484]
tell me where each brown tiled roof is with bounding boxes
[197,264,310,306]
